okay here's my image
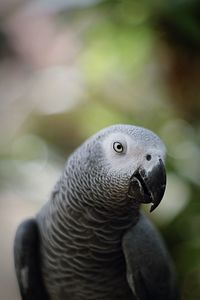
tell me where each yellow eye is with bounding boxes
[113,142,124,153]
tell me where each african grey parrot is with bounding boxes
[14,124,178,300]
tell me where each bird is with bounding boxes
[14,124,178,300]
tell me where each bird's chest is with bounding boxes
[41,225,134,300]
[64,250,133,300]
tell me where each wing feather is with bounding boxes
[122,214,179,300]
[14,218,49,300]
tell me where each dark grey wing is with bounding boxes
[14,218,49,300]
[122,214,179,300]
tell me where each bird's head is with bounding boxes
[67,124,166,213]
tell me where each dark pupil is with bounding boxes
[115,143,123,151]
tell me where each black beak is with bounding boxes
[128,159,166,212]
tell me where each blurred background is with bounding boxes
[0,0,200,299]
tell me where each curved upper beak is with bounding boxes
[128,159,166,212]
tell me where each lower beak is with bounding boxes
[128,159,166,212]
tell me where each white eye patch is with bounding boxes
[102,133,140,171]
[102,133,129,156]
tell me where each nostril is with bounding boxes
[146,154,152,161]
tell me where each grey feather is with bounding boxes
[122,213,179,300]
[14,124,178,300]
[14,219,49,300]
